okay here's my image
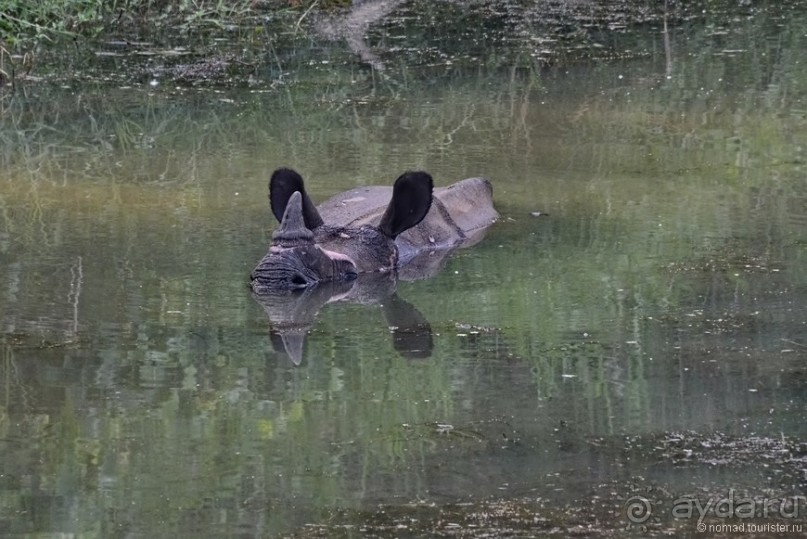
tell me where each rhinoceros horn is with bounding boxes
[272,191,314,248]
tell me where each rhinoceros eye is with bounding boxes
[290,273,308,287]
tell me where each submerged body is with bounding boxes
[250,169,498,292]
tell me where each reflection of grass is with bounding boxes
[2,27,804,339]
[3,36,805,382]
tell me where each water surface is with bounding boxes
[1,4,806,536]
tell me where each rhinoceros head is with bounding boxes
[250,168,433,292]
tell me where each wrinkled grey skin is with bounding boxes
[250,168,498,293]
[251,191,360,291]
[319,176,499,281]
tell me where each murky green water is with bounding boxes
[2,4,807,537]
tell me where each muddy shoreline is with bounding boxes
[285,431,806,537]
[4,0,796,89]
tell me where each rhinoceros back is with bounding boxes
[429,177,498,237]
[317,177,498,260]
[317,186,394,228]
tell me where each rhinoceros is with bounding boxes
[249,167,498,293]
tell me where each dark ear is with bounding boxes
[378,171,433,238]
[269,168,324,229]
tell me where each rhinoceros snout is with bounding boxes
[249,268,312,292]
[250,254,320,292]
[250,246,360,293]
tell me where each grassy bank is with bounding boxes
[0,0,299,85]
[0,0,300,45]
[2,0,806,89]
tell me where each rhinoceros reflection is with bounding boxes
[253,272,434,365]
[250,168,498,364]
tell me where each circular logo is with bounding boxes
[625,495,652,524]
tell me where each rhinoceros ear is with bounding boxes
[269,168,324,229]
[378,171,433,239]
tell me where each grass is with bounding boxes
[0,0,309,88]
[0,0,287,49]
[0,0,355,51]
[0,0,102,45]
